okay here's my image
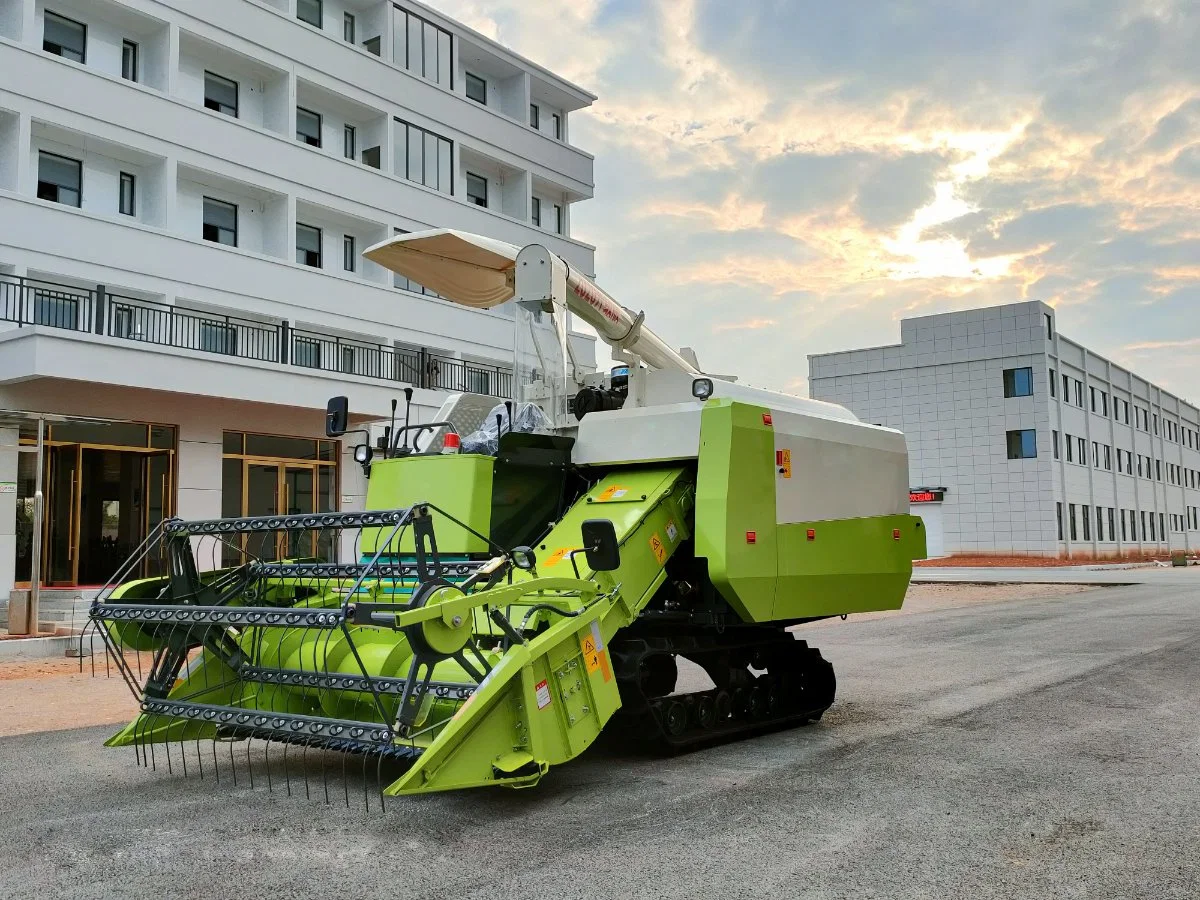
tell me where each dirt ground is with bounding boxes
[0,583,1100,739]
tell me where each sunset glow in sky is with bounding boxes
[429,0,1199,398]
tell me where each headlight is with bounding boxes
[353,444,373,465]
[692,378,714,400]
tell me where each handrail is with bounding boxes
[0,273,514,396]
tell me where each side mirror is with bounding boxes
[581,519,621,572]
[325,396,349,437]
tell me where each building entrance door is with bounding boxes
[41,445,175,585]
[238,462,327,562]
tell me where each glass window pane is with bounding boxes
[297,0,322,27]
[245,434,320,460]
[466,73,486,104]
[437,29,451,87]
[223,431,244,454]
[150,425,177,449]
[424,132,438,187]
[407,125,423,182]
[297,107,321,146]
[423,22,438,80]
[438,139,452,194]
[39,153,81,191]
[51,421,149,447]
[44,12,85,62]
[407,15,421,73]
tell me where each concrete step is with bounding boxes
[0,634,79,661]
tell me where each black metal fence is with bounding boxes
[0,274,513,396]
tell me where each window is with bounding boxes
[296,223,322,268]
[344,124,356,161]
[1082,506,1091,541]
[297,107,322,147]
[1090,386,1097,412]
[1065,434,1074,463]
[466,172,488,207]
[294,336,321,369]
[1154,414,1159,435]
[1092,441,1099,468]
[343,12,355,42]
[1062,373,1070,399]
[199,321,236,355]
[43,11,86,63]
[553,203,563,234]
[34,291,79,329]
[1069,504,1078,541]
[121,40,138,82]
[466,73,487,104]
[1143,511,1150,540]
[36,151,81,207]
[204,71,238,117]
[1102,392,1109,417]
[529,103,539,128]
[202,197,237,246]
[343,235,356,272]
[362,35,381,55]
[1160,513,1165,540]
[1156,460,1162,481]
[298,0,322,28]
[1078,437,1086,462]
[1006,429,1037,460]
[1057,503,1064,541]
[119,172,135,217]
[1103,445,1111,471]
[531,196,541,227]
[1121,510,1128,542]
[394,8,452,88]
[1096,507,1104,542]
[1049,369,1056,398]
[393,119,453,193]
[1108,508,1115,543]
[552,113,562,140]
[1074,379,1084,407]
[1053,430,1060,460]
[1003,367,1034,398]
[1045,313,1054,339]
[361,145,381,169]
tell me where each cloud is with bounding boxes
[1124,337,1200,352]
[713,318,778,332]
[424,0,1200,398]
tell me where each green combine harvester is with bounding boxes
[88,230,926,797]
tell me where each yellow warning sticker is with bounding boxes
[581,633,602,674]
[649,533,667,564]
[597,485,630,502]
[777,448,792,479]
[544,547,577,567]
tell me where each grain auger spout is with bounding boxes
[89,228,925,798]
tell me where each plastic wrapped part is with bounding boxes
[515,300,568,426]
[460,402,551,455]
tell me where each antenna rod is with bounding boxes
[401,388,414,451]
[386,398,397,459]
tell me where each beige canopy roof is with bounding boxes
[362,230,519,309]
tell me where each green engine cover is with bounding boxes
[694,398,925,623]
[362,454,493,555]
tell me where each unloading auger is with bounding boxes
[87,230,926,797]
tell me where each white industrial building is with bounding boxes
[809,301,1199,559]
[0,0,597,601]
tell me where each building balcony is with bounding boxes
[0,273,515,400]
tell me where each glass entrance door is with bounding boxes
[245,463,283,561]
[226,461,334,563]
[45,444,79,585]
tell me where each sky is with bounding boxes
[427,0,1200,400]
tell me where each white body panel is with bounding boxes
[572,403,701,465]
[772,408,910,524]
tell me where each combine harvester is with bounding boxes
[88,230,926,797]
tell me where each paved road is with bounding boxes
[912,565,1200,585]
[3,583,1199,900]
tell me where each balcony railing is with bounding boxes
[0,274,513,396]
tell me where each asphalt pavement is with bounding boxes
[2,582,1199,899]
[912,564,1200,585]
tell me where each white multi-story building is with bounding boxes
[809,301,1199,559]
[0,0,597,596]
